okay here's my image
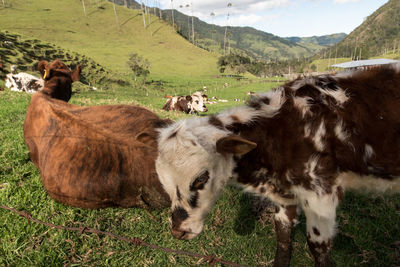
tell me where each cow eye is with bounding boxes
[196,100,199,104]
[190,171,209,191]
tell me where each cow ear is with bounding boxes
[186,95,192,101]
[71,65,81,82]
[38,61,49,79]
[216,135,257,156]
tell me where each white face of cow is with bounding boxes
[190,92,208,113]
[156,119,256,240]
[5,75,13,89]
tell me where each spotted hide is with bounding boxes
[5,72,44,93]
[162,91,208,114]
[24,60,170,209]
[156,64,400,266]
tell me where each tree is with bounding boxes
[171,0,175,29]
[217,54,251,75]
[147,2,152,35]
[210,12,215,45]
[112,0,120,29]
[186,4,190,41]
[224,3,232,55]
[141,1,146,28]
[126,53,150,82]
[191,2,195,44]
[81,0,87,16]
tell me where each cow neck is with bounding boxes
[41,75,72,102]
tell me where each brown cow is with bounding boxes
[24,60,170,209]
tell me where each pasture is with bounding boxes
[0,0,400,265]
[1,74,400,266]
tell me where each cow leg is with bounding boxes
[302,191,341,267]
[273,204,299,267]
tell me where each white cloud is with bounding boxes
[333,0,360,3]
[156,0,383,37]
[159,0,290,23]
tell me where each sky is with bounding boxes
[155,0,389,37]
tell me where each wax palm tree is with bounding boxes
[141,1,146,28]
[81,0,87,16]
[112,0,120,29]
[223,3,232,55]
[171,0,175,28]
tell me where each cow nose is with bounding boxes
[171,228,187,239]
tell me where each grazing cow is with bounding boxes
[162,91,208,114]
[156,64,400,266]
[5,72,44,93]
[24,60,170,209]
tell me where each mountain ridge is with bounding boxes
[332,0,400,59]
[110,0,346,60]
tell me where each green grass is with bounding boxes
[1,79,400,266]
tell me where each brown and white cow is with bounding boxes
[24,60,170,209]
[156,64,400,266]
[162,91,208,114]
[5,72,44,93]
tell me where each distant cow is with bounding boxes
[156,64,400,266]
[162,91,208,114]
[5,72,44,93]
[24,60,170,209]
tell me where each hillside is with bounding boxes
[110,0,346,60]
[0,0,218,79]
[161,10,312,60]
[333,0,400,59]
[0,31,118,88]
[284,33,347,50]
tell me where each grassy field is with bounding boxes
[1,77,400,266]
[1,0,400,266]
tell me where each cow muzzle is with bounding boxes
[171,228,198,240]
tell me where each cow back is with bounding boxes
[24,93,170,209]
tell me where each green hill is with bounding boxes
[0,0,218,79]
[110,1,346,60]
[284,33,347,49]
[161,9,318,60]
[333,0,400,59]
[0,31,117,88]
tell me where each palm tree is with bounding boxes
[141,1,146,28]
[210,12,216,46]
[186,4,190,41]
[81,0,87,16]
[223,3,232,55]
[226,31,232,54]
[2,0,5,7]
[112,0,120,29]
[171,0,175,29]
[147,0,153,35]
[191,2,195,44]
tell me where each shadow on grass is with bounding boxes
[233,194,256,235]
[152,26,163,36]
[120,15,140,27]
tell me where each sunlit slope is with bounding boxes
[0,0,218,78]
